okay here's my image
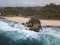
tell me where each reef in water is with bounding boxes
[0,19,60,45]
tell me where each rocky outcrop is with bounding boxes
[26,17,41,32]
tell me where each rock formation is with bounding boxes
[26,17,41,32]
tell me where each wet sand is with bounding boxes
[4,17,60,27]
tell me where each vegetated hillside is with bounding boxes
[0,3,60,20]
[0,6,42,16]
[39,3,60,19]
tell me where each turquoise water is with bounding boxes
[0,19,60,45]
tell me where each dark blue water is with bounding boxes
[0,19,60,45]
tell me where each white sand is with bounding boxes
[5,17,60,27]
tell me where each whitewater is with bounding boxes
[0,19,60,45]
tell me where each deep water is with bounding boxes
[0,19,60,45]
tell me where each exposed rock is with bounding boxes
[26,17,41,32]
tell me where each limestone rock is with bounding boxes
[26,17,41,32]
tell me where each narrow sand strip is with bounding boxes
[5,17,60,27]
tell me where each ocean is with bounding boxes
[0,19,60,45]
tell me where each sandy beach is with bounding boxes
[5,17,60,27]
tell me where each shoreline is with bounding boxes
[4,17,60,27]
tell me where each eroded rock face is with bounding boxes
[26,17,41,32]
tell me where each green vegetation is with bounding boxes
[29,17,40,24]
[0,3,60,19]
[40,3,60,19]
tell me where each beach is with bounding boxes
[5,17,60,27]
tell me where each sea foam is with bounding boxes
[0,20,60,45]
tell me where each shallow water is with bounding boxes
[0,19,60,45]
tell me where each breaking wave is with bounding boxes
[0,19,60,45]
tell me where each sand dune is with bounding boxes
[5,17,60,27]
